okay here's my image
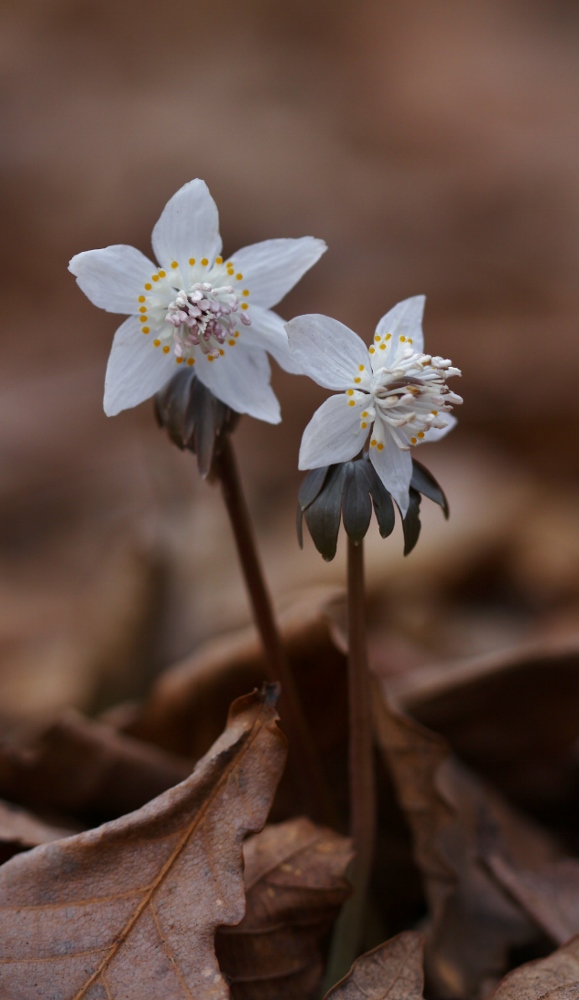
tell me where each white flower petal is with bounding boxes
[194,344,280,424]
[299,394,370,469]
[423,413,457,442]
[151,179,222,270]
[104,316,176,416]
[231,237,326,309]
[375,295,426,357]
[369,424,413,516]
[286,315,371,390]
[241,306,303,374]
[69,246,154,314]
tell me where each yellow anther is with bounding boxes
[241,303,248,310]
[377,443,384,451]
[408,338,413,344]
[349,400,356,407]
[417,431,424,439]
[144,283,152,290]
[347,389,354,396]
[242,289,249,297]
[152,275,159,282]
[359,365,365,371]
[400,335,406,342]
[138,296,146,303]
[215,256,223,264]
[142,327,150,334]
[201,258,208,266]
[159,270,166,278]
[431,410,438,416]
[385,333,391,341]
[171,262,178,269]
[362,411,368,417]
[187,357,195,365]
[139,306,147,313]
[176,357,184,364]
[411,437,417,444]
[375,334,381,342]
[236,272,243,280]
[370,439,377,447]
[227,267,234,274]
[208,355,215,362]
[228,339,236,346]
[162,346,170,354]
[369,346,375,354]
[153,339,161,347]
[219,349,225,356]
[139,316,147,323]
[380,344,386,350]
[234,331,239,338]
[361,422,368,429]
[354,377,361,383]
[189,258,196,266]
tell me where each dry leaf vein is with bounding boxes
[150,898,193,999]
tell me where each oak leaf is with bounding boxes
[490,934,579,1000]
[372,679,556,998]
[325,931,424,1000]
[0,685,286,999]
[216,817,353,999]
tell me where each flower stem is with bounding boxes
[214,436,335,827]
[323,536,376,987]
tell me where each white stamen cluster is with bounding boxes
[166,283,251,359]
[369,347,461,448]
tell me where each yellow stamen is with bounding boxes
[142,327,150,334]
[375,334,381,342]
[171,261,178,269]
[162,346,170,354]
[215,256,223,264]
[144,283,152,290]
[241,303,248,310]
[208,355,215,362]
[153,339,161,347]
[359,364,365,371]
[354,377,361,383]
[385,334,391,341]
[431,410,438,416]
[349,400,356,407]
[242,289,249,297]
[361,422,367,429]
[370,439,377,447]
[139,306,147,313]
[234,331,239,338]
[380,344,386,350]
[377,443,384,450]
[139,316,147,323]
[158,270,166,278]
[417,431,424,439]
[152,275,159,282]
[187,357,195,366]
[347,389,354,396]
[400,335,406,342]
[189,258,196,266]
[228,339,236,346]
[176,357,184,364]
[411,437,417,444]
[201,258,208,266]
[369,346,375,354]
[236,272,243,280]
[138,295,146,303]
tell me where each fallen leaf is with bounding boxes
[0,707,192,825]
[0,685,286,999]
[490,934,579,1000]
[0,798,74,865]
[325,931,424,1000]
[372,679,555,998]
[485,853,579,947]
[389,635,579,826]
[216,817,353,1000]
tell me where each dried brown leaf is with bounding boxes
[216,817,353,1000]
[372,678,555,998]
[0,685,286,999]
[389,635,579,823]
[0,707,192,824]
[485,853,579,946]
[325,931,424,1000]
[490,934,579,1000]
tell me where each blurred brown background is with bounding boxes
[1,0,579,719]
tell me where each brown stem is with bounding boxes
[323,536,376,987]
[214,435,335,827]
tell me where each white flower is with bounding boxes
[69,179,326,422]
[286,296,462,516]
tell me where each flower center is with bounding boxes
[138,258,251,363]
[371,350,462,447]
[166,282,248,360]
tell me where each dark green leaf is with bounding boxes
[304,464,347,561]
[411,459,449,517]
[402,488,422,555]
[298,466,330,512]
[365,463,396,539]
[342,462,373,544]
